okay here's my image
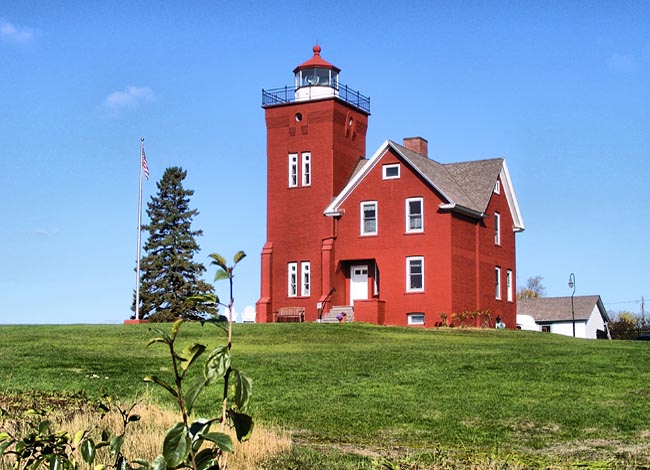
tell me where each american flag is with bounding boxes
[141,146,150,180]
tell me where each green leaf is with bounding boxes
[81,438,96,464]
[146,337,168,348]
[149,328,171,343]
[38,419,51,434]
[194,448,219,470]
[208,253,228,272]
[73,430,85,447]
[49,455,63,470]
[229,411,254,443]
[204,346,230,383]
[231,370,252,412]
[187,294,219,305]
[233,250,246,265]
[215,270,230,282]
[94,465,107,470]
[163,422,191,468]
[144,376,178,398]
[179,343,207,374]
[202,432,234,453]
[110,435,124,459]
[116,455,129,470]
[151,455,167,470]
[171,319,183,339]
[0,431,11,442]
[185,378,207,415]
[0,439,14,455]
[188,418,215,442]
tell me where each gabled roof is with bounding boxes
[517,296,609,323]
[324,140,525,231]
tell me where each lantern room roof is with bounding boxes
[293,44,341,73]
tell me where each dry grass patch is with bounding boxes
[1,396,291,470]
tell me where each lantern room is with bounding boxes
[293,44,340,101]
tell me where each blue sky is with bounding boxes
[1,1,649,324]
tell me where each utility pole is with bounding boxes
[642,296,646,330]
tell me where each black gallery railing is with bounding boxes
[262,85,370,114]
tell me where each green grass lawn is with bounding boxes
[1,322,650,468]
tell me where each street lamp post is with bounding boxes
[568,273,576,337]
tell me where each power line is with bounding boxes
[605,301,639,306]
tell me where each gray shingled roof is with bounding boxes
[390,141,503,214]
[444,159,504,213]
[517,295,606,322]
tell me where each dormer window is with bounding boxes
[383,164,400,179]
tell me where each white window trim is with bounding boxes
[382,164,400,180]
[288,262,297,297]
[407,313,425,325]
[494,179,501,194]
[406,256,424,293]
[373,264,379,296]
[405,197,424,233]
[301,152,311,187]
[360,201,378,236]
[288,154,298,188]
[506,269,513,302]
[301,261,311,297]
[495,266,502,300]
[494,212,501,245]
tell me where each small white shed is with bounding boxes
[517,295,610,339]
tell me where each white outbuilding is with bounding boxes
[517,295,610,339]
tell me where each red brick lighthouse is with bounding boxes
[256,45,371,323]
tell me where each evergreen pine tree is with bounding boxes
[134,166,216,321]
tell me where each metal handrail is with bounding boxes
[262,84,370,114]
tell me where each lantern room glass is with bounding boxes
[295,67,339,89]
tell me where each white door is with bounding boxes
[350,265,368,305]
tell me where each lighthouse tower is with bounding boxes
[256,45,371,322]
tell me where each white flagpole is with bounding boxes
[135,138,145,320]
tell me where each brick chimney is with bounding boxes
[402,137,428,158]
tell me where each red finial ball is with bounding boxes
[313,43,321,56]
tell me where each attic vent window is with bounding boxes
[383,164,400,179]
[494,180,501,194]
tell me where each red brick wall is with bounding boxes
[449,175,517,328]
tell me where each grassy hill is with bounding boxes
[1,322,649,468]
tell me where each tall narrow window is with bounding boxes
[494,212,501,245]
[494,179,501,194]
[406,256,424,292]
[406,197,423,233]
[301,261,311,297]
[361,201,377,235]
[506,269,513,302]
[288,154,298,188]
[495,267,502,300]
[288,262,297,297]
[301,152,311,186]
